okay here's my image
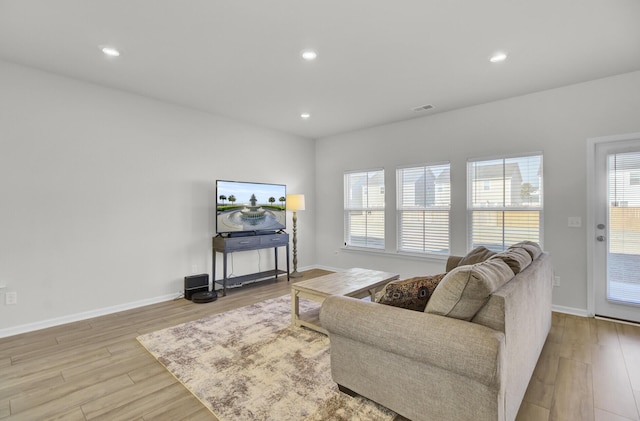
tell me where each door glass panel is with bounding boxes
[607,152,640,305]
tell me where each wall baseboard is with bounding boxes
[0,292,180,339]
[552,304,590,317]
[2,266,335,338]
[311,264,343,272]
[0,265,340,338]
[3,268,588,338]
[1,266,326,338]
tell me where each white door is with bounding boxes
[593,136,640,323]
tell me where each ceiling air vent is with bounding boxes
[412,104,435,112]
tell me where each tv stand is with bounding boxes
[226,230,277,238]
[212,232,290,296]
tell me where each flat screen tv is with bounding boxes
[215,180,287,234]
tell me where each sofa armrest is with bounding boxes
[446,255,463,272]
[320,295,505,387]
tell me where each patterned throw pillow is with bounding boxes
[376,273,446,311]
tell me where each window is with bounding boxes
[344,169,385,249]
[468,154,543,251]
[608,151,640,304]
[397,163,451,255]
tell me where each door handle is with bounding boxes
[596,235,606,242]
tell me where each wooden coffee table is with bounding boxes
[291,267,399,334]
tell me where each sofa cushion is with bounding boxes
[458,246,497,267]
[425,259,514,320]
[489,247,532,275]
[509,241,543,260]
[446,246,497,272]
[376,273,446,311]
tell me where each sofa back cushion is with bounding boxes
[489,247,532,275]
[446,246,497,272]
[510,241,543,260]
[425,259,514,321]
[458,246,496,267]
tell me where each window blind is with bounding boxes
[607,151,640,305]
[344,169,385,249]
[397,163,450,254]
[468,154,543,251]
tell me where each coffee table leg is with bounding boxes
[291,289,300,327]
[368,287,379,301]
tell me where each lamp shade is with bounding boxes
[287,194,305,211]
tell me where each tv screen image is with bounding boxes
[216,180,287,234]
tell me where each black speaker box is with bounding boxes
[184,274,209,300]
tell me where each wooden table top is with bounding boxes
[291,267,399,297]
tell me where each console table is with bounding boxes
[212,233,290,296]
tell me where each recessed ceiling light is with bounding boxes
[101,46,121,57]
[300,113,311,119]
[489,52,507,63]
[301,50,317,61]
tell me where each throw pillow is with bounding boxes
[509,241,543,260]
[458,246,497,267]
[425,259,514,321]
[489,247,532,275]
[376,273,446,312]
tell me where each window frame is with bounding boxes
[344,168,386,250]
[396,161,451,256]
[467,152,544,252]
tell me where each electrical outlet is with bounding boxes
[553,276,560,287]
[6,291,17,305]
[191,264,198,274]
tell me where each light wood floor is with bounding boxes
[1,269,639,421]
[518,313,640,421]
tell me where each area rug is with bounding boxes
[137,295,396,421]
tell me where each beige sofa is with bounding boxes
[320,245,553,421]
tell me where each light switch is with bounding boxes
[568,217,582,228]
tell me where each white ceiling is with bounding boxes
[1,1,639,139]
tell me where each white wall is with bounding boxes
[2,61,638,335]
[0,60,316,334]
[315,71,640,314]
